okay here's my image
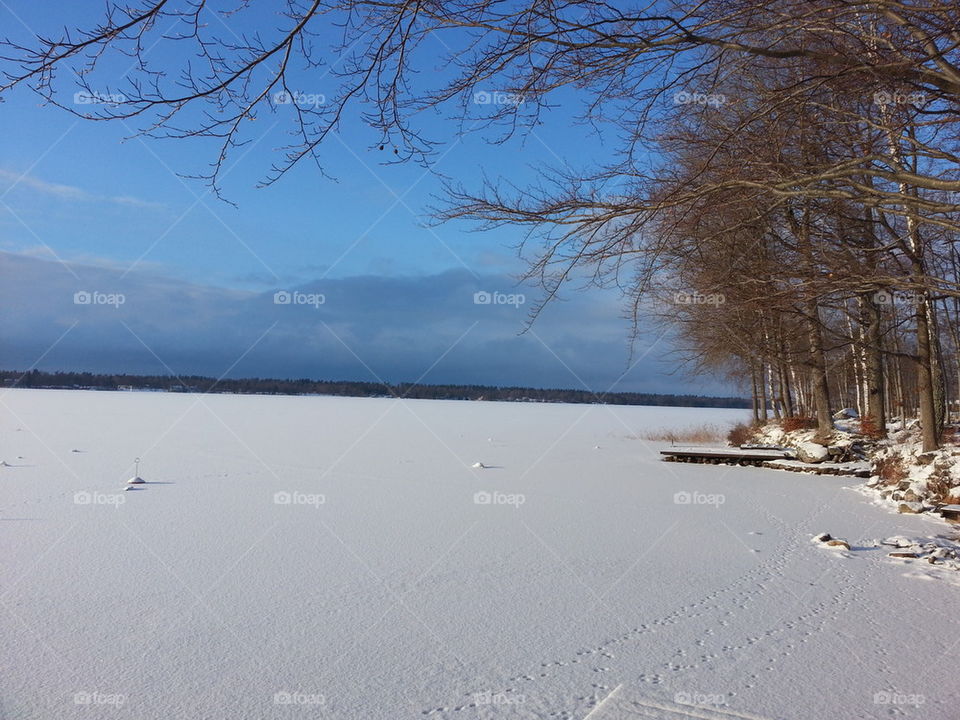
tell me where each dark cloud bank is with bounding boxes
[0,251,732,396]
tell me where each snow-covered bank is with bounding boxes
[743,415,960,583]
[1,390,957,719]
[745,414,960,513]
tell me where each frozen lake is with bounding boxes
[1,389,956,719]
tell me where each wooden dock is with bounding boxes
[659,446,872,477]
[660,447,790,466]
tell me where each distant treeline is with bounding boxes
[2,369,750,408]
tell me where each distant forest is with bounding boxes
[2,370,749,409]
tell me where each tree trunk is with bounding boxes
[778,354,794,416]
[861,293,886,436]
[766,362,780,421]
[915,293,940,451]
[758,363,769,422]
[806,302,834,436]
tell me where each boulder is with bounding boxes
[881,536,914,548]
[796,442,830,464]
[903,489,920,503]
[897,502,923,514]
[813,532,850,550]
[825,539,851,550]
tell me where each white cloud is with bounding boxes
[0,168,165,210]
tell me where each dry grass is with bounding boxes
[925,473,954,502]
[727,422,758,447]
[942,426,960,445]
[781,416,817,432]
[640,423,725,444]
[858,415,884,438]
[874,454,908,484]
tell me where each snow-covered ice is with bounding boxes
[1,389,958,719]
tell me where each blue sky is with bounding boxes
[0,1,734,396]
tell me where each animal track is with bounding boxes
[419,495,892,719]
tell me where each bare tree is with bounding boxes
[4,0,960,444]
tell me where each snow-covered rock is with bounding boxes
[796,441,829,463]
[812,532,850,549]
[881,536,914,548]
[897,502,923,514]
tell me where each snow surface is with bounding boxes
[2,389,958,719]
